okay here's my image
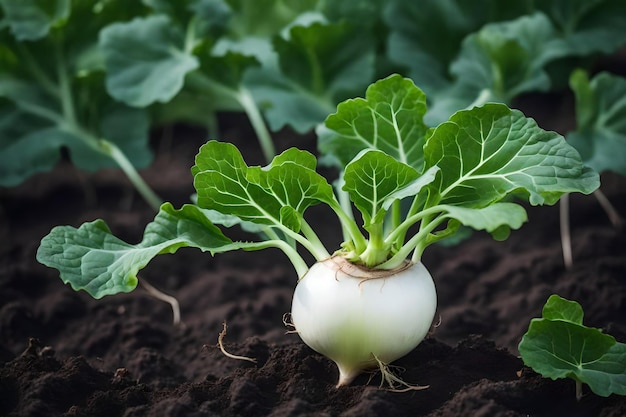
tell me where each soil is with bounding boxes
[1,107,625,417]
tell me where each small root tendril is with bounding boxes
[371,354,429,392]
[217,321,257,364]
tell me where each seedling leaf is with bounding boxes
[519,295,626,398]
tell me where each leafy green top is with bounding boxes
[519,295,626,399]
[37,74,598,298]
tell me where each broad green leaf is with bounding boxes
[439,203,527,240]
[534,0,626,56]
[224,0,320,39]
[424,103,600,207]
[0,111,74,186]
[567,70,626,176]
[100,15,199,107]
[0,0,70,40]
[36,203,236,299]
[245,20,375,133]
[427,13,566,124]
[519,295,626,398]
[0,1,153,187]
[320,74,429,169]
[193,141,334,231]
[343,149,420,225]
[384,0,529,96]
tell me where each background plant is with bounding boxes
[2,0,625,208]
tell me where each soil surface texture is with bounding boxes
[1,112,625,417]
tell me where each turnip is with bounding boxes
[37,75,599,388]
[291,256,436,387]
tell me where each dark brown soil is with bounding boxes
[1,113,625,417]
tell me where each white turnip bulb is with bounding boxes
[291,256,437,387]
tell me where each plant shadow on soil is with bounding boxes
[1,112,625,417]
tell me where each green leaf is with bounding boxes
[519,295,626,398]
[384,0,529,97]
[193,141,335,232]
[0,2,154,187]
[245,20,376,133]
[0,0,70,40]
[439,203,527,240]
[427,13,566,124]
[343,149,421,225]
[535,0,626,56]
[567,70,626,176]
[36,203,236,298]
[99,14,199,107]
[424,103,600,207]
[320,74,429,169]
[542,294,584,324]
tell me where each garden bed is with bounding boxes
[1,116,625,417]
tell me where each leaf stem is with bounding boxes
[185,73,277,163]
[55,42,77,125]
[299,219,330,259]
[379,213,446,269]
[240,239,309,278]
[101,140,163,211]
[559,193,573,269]
[593,188,624,229]
[237,87,277,163]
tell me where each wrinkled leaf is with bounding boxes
[343,149,421,225]
[36,203,236,298]
[320,74,429,169]
[193,141,334,231]
[424,103,600,207]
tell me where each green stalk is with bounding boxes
[359,222,389,267]
[101,140,163,211]
[299,219,331,259]
[241,239,309,278]
[237,87,277,163]
[56,46,162,211]
[55,43,77,125]
[185,73,277,164]
[378,214,446,269]
[328,198,367,253]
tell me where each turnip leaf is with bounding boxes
[99,15,200,107]
[245,20,376,133]
[343,149,421,225]
[519,295,626,398]
[567,70,626,176]
[320,74,429,169]
[193,141,335,232]
[0,0,69,40]
[384,0,528,97]
[439,203,527,240]
[36,203,236,299]
[533,0,626,56]
[424,103,600,207]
